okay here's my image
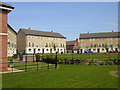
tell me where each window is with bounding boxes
[32,43,34,47]
[38,36,42,39]
[90,44,93,47]
[54,38,58,40]
[46,37,49,40]
[102,43,104,47]
[28,42,31,47]
[90,38,94,41]
[38,42,42,47]
[108,38,112,40]
[63,44,64,47]
[29,49,31,51]
[107,43,111,47]
[93,44,97,47]
[97,44,101,47]
[101,38,104,41]
[81,39,85,41]
[55,43,58,47]
[46,43,49,47]
[28,36,31,38]
[31,36,34,39]
[12,43,13,48]
[116,38,118,40]
[81,44,86,48]
[61,44,62,47]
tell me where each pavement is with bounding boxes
[0,68,24,74]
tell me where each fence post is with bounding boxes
[47,55,49,69]
[25,54,27,72]
[33,53,35,62]
[55,52,58,68]
[12,58,13,74]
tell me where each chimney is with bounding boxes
[87,31,89,33]
[76,38,78,41]
[28,27,31,30]
[112,30,114,32]
[51,30,53,32]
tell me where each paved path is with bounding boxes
[0,68,24,74]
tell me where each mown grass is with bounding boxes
[2,65,119,88]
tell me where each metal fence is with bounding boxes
[1,53,58,74]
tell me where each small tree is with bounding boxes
[104,43,108,53]
[110,44,113,51]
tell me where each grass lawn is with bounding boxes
[2,65,119,88]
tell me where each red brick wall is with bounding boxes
[0,10,8,71]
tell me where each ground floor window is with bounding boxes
[29,49,31,51]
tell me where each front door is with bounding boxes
[50,49,52,53]
[80,49,82,53]
[42,49,44,54]
[97,48,100,53]
[34,48,36,54]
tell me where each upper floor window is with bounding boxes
[55,43,58,47]
[81,39,86,41]
[28,36,34,39]
[107,43,111,47]
[54,38,58,40]
[90,44,93,47]
[28,42,31,47]
[31,36,34,39]
[98,44,101,47]
[90,38,95,41]
[38,42,42,47]
[38,36,42,39]
[116,38,118,40]
[108,38,112,40]
[45,43,49,47]
[32,43,34,47]
[102,43,104,47]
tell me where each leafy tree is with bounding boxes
[104,43,108,52]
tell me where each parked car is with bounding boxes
[84,49,93,53]
[108,51,118,53]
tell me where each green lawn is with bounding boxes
[2,65,119,88]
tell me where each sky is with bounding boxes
[6,2,118,41]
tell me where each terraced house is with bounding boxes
[79,31,120,53]
[17,28,66,54]
[8,24,17,57]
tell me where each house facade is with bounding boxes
[79,31,120,53]
[66,38,79,53]
[17,28,66,54]
[8,24,17,57]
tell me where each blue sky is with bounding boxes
[7,2,118,41]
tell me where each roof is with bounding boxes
[8,24,17,34]
[19,28,66,38]
[0,2,14,9]
[66,40,76,45]
[80,32,120,39]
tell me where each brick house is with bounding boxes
[17,28,66,54]
[66,38,79,53]
[0,2,14,71]
[79,31,120,53]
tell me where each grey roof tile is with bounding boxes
[80,32,120,39]
[19,28,66,38]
